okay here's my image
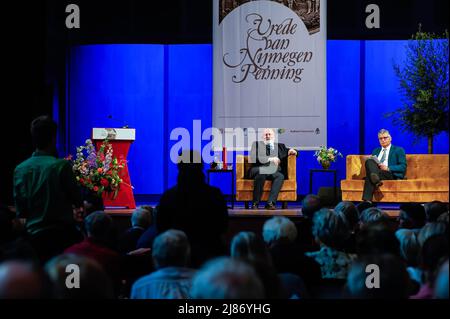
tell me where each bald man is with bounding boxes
[249,129,297,210]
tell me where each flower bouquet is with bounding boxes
[66,139,125,198]
[314,146,343,169]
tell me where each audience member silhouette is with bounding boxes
[64,211,121,287]
[118,207,152,254]
[262,216,321,290]
[299,194,322,250]
[418,222,447,247]
[411,235,449,299]
[434,259,449,299]
[334,201,360,253]
[398,203,426,230]
[424,201,449,223]
[395,229,421,284]
[305,208,355,280]
[0,261,52,299]
[359,207,389,227]
[356,221,400,257]
[190,257,265,299]
[131,229,196,299]
[230,231,285,298]
[156,150,228,268]
[346,254,412,299]
[136,206,158,249]
[45,254,114,299]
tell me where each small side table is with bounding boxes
[206,169,235,209]
[309,169,338,203]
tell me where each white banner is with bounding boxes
[213,0,327,150]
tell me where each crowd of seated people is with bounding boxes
[1,195,448,299]
[1,117,449,299]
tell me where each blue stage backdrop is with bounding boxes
[67,41,449,198]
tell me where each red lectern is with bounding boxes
[92,128,136,209]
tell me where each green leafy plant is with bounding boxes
[387,25,449,153]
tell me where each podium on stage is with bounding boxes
[92,128,136,209]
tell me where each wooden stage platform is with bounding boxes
[105,207,400,218]
[106,206,400,244]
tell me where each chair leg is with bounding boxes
[245,201,249,209]
[282,202,288,209]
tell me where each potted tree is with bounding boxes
[387,25,449,154]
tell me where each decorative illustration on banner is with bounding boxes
[219,0,320,35]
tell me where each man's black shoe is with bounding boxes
[370,173,383,187]
[265,202,276,210]
[251,202,259,209]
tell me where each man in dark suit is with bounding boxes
[362,129,407,202]
[249,128,297,210]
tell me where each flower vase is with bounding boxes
[321,161,330,170]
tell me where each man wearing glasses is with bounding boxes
[362,129,407,202]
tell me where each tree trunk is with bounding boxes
[428,135,433,154]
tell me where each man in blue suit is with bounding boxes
[362,129,407,202]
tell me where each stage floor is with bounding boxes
[105,206,400,218]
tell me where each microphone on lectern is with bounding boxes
[107,115,129,128]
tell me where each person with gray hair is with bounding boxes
[45,254,114,298]
[118,207,153,254]
[263,217,322,291]
[305,208,356,279]
[263,216,298,245]
[362,129,406,202]
[189,257,265,299]
[131,229,196,299]
[359,207,389,227]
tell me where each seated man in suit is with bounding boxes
[249,128,297,210]
[362,129,407,202]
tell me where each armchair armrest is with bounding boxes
[346,155,365,180]
[287,154,296,180]
[236,155,245,179]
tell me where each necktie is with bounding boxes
[380,148,386,163]
[266,144,271,156]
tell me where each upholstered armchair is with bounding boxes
[236,154,297,208]
[341,154,449,202]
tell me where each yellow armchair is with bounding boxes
[236,154,297,208]
[341,154,449,203]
